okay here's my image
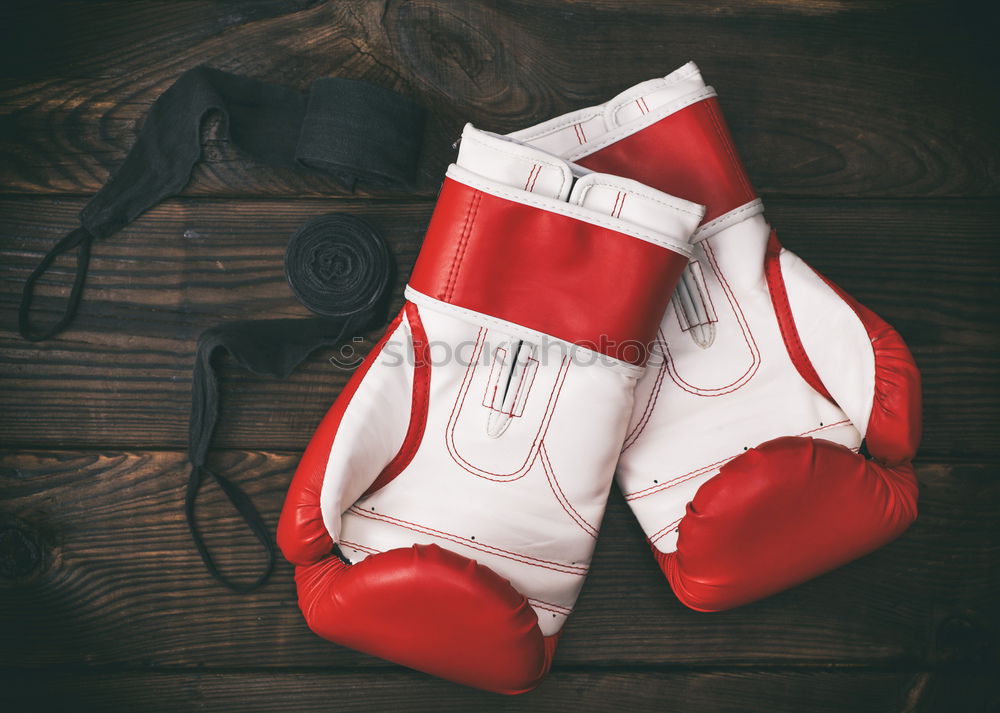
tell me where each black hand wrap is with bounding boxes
[16,64,419,592]
[18,65,422,341]
[284,214,392,318]
[187,214,392,593]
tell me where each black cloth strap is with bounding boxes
[18,65,423,341]
[188,214,392,592]
[18,227,95,341]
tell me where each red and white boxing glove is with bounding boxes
[509,62,921,611]
[277,125,702,692]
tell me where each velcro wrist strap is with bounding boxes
[407,174,689,366]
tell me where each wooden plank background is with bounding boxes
[1,1,997,711]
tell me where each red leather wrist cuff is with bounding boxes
[408,175,689,366]
[578,97,757,225]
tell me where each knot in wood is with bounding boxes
[0,524,43,580]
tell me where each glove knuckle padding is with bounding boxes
[667,438,919,611]
[294,544,553,695]
[518,62,923,610]
[278,125,700,691]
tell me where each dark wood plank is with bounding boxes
[2,670,996,713]
[2,452,996,668]
[0,1,997,198]
[1,197,997,457]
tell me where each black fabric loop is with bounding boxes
[186,214,392,593]
[284,213,391,318]
[18,227,94,342]
[185,464,276,594]
[18,65,423,342]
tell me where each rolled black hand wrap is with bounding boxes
[187,213,392,593]
[19,65,422,342]
[284,213,392,318]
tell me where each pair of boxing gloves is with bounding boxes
[276,62,921,694]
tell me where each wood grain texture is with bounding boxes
[2,670,997,713]
[1,451,997,669]
[2,196,997,456]
[0,1,997,199]
[2,1,999,711]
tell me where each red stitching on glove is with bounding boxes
[540,443,599,539]
[664,238,761,396]
[443,189,481,302]
[624,419,852,501]
[648,516,684,544]
[339,539,380,556]
[446,349,570,482]
[528,597,573,615]
[621,333,668,451]
[346,505,588,575]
